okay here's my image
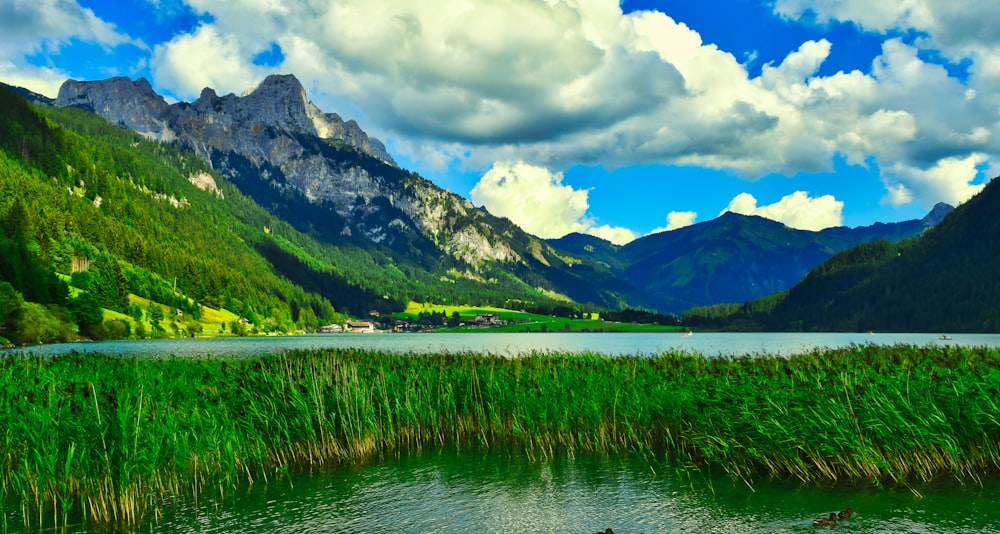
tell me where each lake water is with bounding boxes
[7,332,1000,533]
[155,450,1000,533]
[5,331,1000,359]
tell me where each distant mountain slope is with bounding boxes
[546,233,625,272]
[0,82,53,105]
[757,178,1000,332]
[54,75,645,310]
[549,206,949,314]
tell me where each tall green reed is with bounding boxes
[3,344,1000,530]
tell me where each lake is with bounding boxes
[6,332,1000,533]
[154,450,1000,533]
[5,331,1000,359]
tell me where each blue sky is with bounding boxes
[3,0,996,244]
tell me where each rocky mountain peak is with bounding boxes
[56,76,172,139]
[247,73,307,100]
[230,74,395,166]
[922,202,954,227]
[237,74,311,132]
[197,87,218,102]
[54,74,394,166]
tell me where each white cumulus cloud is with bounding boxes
[151,24,267,98]
[470,162,591,240]
[649,211,698,234]
[13,0,999,227]
[0,61,66,97]
[0,0,133,52]
[883,153,987,208]
[0,0,136,96]
[136,0,1000,216]
[587,225,638,245]
[470,161,636,244]
[772,0,1000,59]
[721,191,844,231]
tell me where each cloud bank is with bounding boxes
[142,0,993,210]
[650,211,699,234]
[6,0,998,237]
[0,0,135,95]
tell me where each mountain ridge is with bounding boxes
[56,74,396,167]
[46,74,954,315]
[53,74,648,310]
[548,204,951,313]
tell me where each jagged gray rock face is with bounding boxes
[56,74,406,213]
[56,74,395,166]
[57,77,173,140]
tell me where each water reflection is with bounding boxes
[157,450,1000,533]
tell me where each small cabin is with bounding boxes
[346,320,376,333]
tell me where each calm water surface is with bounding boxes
[5,331,1000,358]
[156,450,1000,533]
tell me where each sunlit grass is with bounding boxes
[3,344,1000,530]
[400,302,671,332]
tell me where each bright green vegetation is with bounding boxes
[3,345,1000,531]
[397,303,680,332]
[0,84,348,344]
[470,320,679,333]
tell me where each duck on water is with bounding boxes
[814,508,854,526]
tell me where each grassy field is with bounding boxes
[3,344,999,531]
[397,302,681,332]
[100,294,241,338]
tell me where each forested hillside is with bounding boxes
[0,86,566,344]
[685,177,1000,332]
[0,85,341,342]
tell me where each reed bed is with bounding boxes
[2,344,1000,530]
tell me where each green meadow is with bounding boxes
[2,344,1000,531]
[397,302,681,332]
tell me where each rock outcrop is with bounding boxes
[57,74,404,215]
[57,77,173,140]
[57,74,394,166]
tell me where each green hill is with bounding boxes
[685,177,1000,332]
[0,85,337,342]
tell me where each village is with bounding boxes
[318,313,505,334]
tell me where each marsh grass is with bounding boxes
[3,344,1000,530]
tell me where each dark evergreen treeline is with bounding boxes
[602,308,680,326]
[254,237,405,317]
[0,201,69,306]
